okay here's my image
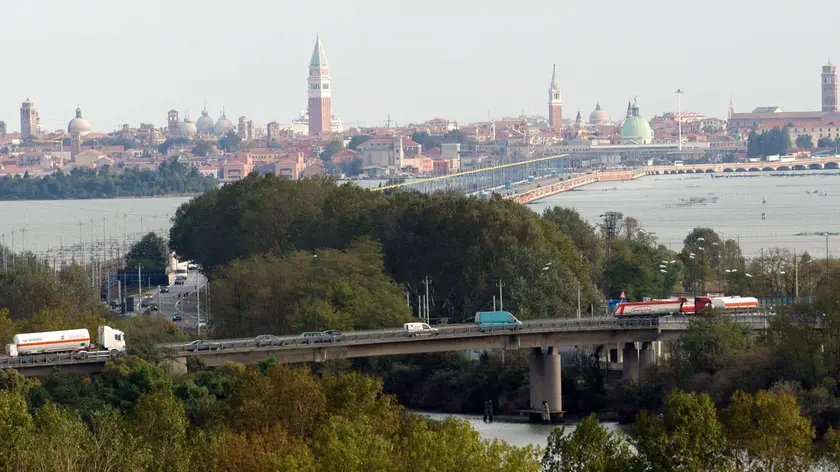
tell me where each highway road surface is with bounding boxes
[155,270,208,333]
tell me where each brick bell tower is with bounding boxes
[822,60,838,112]
[548,64,563,130]
[308,33,332,136]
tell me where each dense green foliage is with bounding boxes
[125,232,169,269]
[0,360,540,471]
[542,389,825,472]
[0,160,216,200]
[169,175,601,333]
[210,238,413,336]
[796,134,814,149]
[747,127,792,157]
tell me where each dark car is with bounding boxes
[172,315,183,322]
[300,331,342,344]
[160,287,170,293]
[255,334,284,347]
[174,279,185,285]
[185,339,222,352]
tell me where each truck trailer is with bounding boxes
[612,296,759,318]
[5,325,127,359]
[474,311,523,329]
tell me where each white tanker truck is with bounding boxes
[5,325,127,359]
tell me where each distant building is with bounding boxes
[0,121,6,139]
[20,99,37,140]
[729,61,840,133]
[621,99,654,145]
[548,65,563,130]
[823,61,838,112]
[356,137,404,174]
[308,34,332,136]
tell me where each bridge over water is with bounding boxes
[0,315,774,419]
[649,157,840,174]
[374,155,569,195]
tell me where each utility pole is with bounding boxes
[313,254,318,331]
[78,221,84,265]
[794,249,799,301]
[423,277,431,324]
[196,283,201,333]
[498,280,504,311]
[675,89,685,152]
[137,265,142,310]
[577,283,581,319]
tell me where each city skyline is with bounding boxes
[2,0,840,132]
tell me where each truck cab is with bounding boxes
[98,326,127,354]
[694,296,714,315]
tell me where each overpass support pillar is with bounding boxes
[528,348,545,410]
[528,347,563,419]
[622,342,639,382]
[639,342,655,380]
[164,356,188,375]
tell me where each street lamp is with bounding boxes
[689,253,697,298]
[698,247,706,295]
[313,254,318,331]
[675,89,685,152]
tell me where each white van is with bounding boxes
[403,322,439,337]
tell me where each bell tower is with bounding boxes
[548,65,563,130]
[308,33,332,136]
[822,60,838,112]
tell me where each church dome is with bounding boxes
[621,100,653,144]
[180,118,197,137]
[214,112,234,136]
[589,102,610,125]
[195,108,215,134]
[67,107,92,136]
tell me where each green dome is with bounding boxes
[621,100,653,144]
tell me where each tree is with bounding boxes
[208,238,412,337]
[0,390,33,468]
[795,134,814,149]
[217,131,242,152]
[320,140,344,160]
[191,140,214,157]
[347,135,372,150]
[18,402,91,472]
[157,137,189,155]
[720,390,814,471]
[818,136,837,148]
[630,390,728,471]
[541,413,634,472]
[338,157,364,177]
[131,390,190,472]
[125,232,169,269]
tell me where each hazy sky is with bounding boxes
[2,0,839,133]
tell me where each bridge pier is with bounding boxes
[622,343,639,381]
[164,356,188,375]
[528,347,563,422]
[622,342,657,382]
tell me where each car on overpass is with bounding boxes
[255,334,285,347]
[300,331,343,344]
[160,286,170,293]
[185,339,223,352]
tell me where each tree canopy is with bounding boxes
[125,232,169,269]
[0,160,216,200]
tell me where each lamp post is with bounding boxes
[690,253,696,298]
[660,260,677,298]
[313,254,318,331]
[724,269,738,294]
[675,89,685,152]
[825,232,830,280]
[698,246,706,296]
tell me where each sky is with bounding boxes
[1,0,839,133]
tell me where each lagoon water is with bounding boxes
[3,172,840,260]
[528,171,840,258]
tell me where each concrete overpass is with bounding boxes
[0,315,773,419]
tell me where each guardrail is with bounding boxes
[0,350,118,369]
[0,315,779,369]
[165,317,667,355]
